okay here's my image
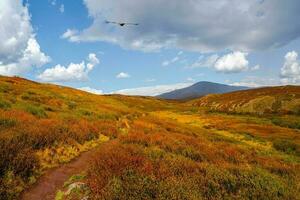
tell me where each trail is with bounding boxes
[20,147,100,200]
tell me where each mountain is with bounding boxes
[190,85,300,115]
[158,81,248,100]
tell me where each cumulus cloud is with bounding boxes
[87,53,100,70]
[214,52,249,73]
[38,53,99,82]
[280,51,300,84]
[188,51,258,73]
[78,86,103,95]
[116,72,130,79]
[112,82,193,96]
[62,0,300,52]
[0,0,50,76]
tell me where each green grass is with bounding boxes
[0,99,11,110]
[24,105,47,118]
[63,173,86,188]
[271,117,300,129]
[273,139,299,155]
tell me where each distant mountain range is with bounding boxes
[157,81,248,100]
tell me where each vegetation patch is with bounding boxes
[25,105,47,118]
[0,77,299,199]
[273,139,299,155]
[37,134,109,170]
[0,99,11,110]
[55,172,90,200]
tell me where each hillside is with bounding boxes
[157,81,248,100]
[191,85,300,115]
[0,76,299,200]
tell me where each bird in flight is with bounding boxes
[105,20,139,27]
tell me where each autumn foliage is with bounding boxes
[0,76,299,199]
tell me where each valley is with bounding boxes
[0,76,299,199]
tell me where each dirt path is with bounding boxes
[20,147,100,200]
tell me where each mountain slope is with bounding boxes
[0,75,173,199]
[190,85,300,115]
[1,76,299,200]
[157,81,248,100]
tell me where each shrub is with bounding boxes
[25,105,47,118]
[273,139,298,155]
[11,148,39,179]
[0,118,16,129]
[271,117,300,129]
[102,170,158,200]
[68,101,77,110]
[0,138,38,179]
[0,99,11,109]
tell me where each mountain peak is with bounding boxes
[157,81,248,100]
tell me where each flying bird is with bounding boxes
[105,20,139,27]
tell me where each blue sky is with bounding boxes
[0,0,300,95]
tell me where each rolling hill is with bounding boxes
[190,85,300,115]
[0,76,299,200]
[157,81,248,100]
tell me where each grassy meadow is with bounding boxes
[0,76,299,199]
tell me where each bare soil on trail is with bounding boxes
[20,148,100,200]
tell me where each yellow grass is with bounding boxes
[36,134,109,171]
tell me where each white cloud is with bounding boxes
[228,76,280,87]
[162,56,179,66]
[116,72,130,79]
[0,38,50,75]
[162,51,183,66]
[61,29,79,41]
[78,86,103,95]
[38,53,99,82]
[187,54,219,69]
[280,51,300,84]
[59,4,64,13]
[112,82,193,96]
[251,65,260,71]
[186,77,195,82]
[87,53,100,70]
[214,51,249,73]
[188,52,259,73]
[62,0,300,52]
[0,0,50,76]
[161,61,170,67]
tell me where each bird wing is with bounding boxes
[105,20,119,24]
[124,23,139,26]
[105,20,139,26]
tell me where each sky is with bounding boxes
[0,0,300,96]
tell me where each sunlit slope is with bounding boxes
[190,86,300,115]
[1,76,300,200]
[0,75,174,199]
[0,76,173,117]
